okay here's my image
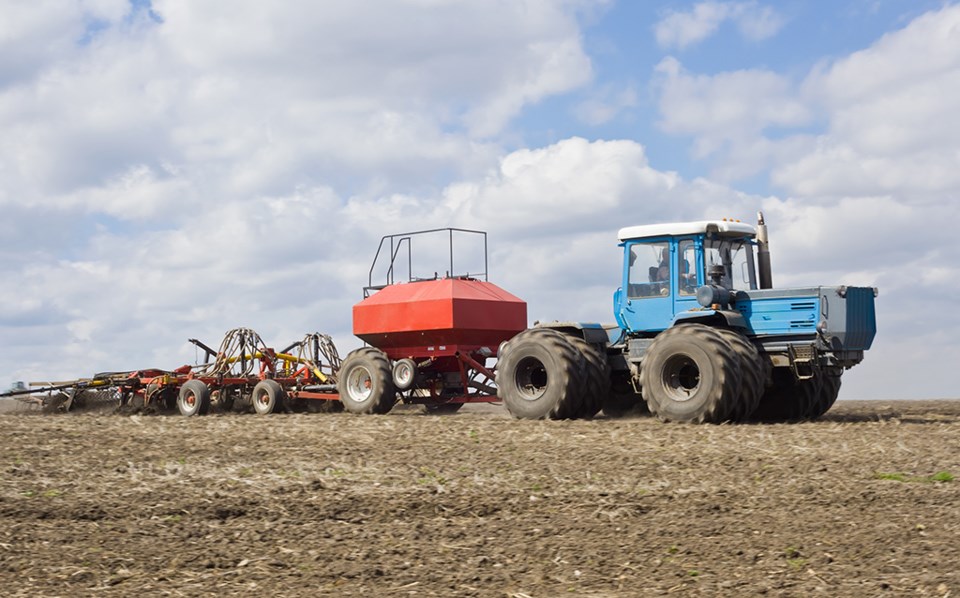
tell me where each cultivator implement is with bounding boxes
[1,328,345,416]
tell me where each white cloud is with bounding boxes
[772,4,960,199]
[653,56,812,179]
[654,1,785,50]
[0,0,597,216]
[0,0,604,388]
[655,4,960,200]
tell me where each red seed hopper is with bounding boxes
[353,277,527,359]
[336,228,528,414]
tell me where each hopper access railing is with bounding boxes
[364,228,488,297]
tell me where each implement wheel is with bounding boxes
[251,379,286,415]
[496,328,584,420]
[177,380,211,417]
[338,348,396,414]
[640,324,741,423]
[392,358,417,391]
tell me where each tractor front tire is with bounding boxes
[497,329,585,420]
[807,370,842,419]
[752,369,823,422]
[338,348,397,415]
[639,324,742,423]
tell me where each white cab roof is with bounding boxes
[618,220,756,241]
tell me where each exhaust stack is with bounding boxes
[757,211,773,289]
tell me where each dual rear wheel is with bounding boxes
[496,328,611,420]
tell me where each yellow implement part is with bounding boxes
[221,351,329,383]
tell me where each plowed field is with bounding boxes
[1,400,958,596]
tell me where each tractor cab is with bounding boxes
[614,219,758,335]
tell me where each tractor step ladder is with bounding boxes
[788,344,816,380]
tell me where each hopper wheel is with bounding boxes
[338,348,397,414]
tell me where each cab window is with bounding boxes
[627,242,670,298]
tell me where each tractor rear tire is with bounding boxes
[178,380,211,417]
[716,329,766,421]
[752,369,823,422]
[639,324,742,423]
[497,328,585,420]
[564,335,609,419]
[251,379,286,415]
[338,348,397,414]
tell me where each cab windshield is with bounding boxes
[704,237,756,291]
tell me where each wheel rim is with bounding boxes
[180,391,198,415]
[662,354,700,401]
[346,366,374,402]
[254,389,271,410]
[514,356,548,401]
[394,361,414,388]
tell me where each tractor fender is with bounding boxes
[672,309,747,330]
[532,321,614,345]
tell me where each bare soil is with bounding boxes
[1,400,958,597]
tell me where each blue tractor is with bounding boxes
[495,213,877,423]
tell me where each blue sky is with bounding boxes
[1,0,959,401]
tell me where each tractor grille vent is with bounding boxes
[789,300,816,329]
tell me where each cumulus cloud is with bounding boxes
[0,0,604,385]
[653,56,812,180]
[772,4,960,200]
[654,1,785,50]
[654,4,960,201]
